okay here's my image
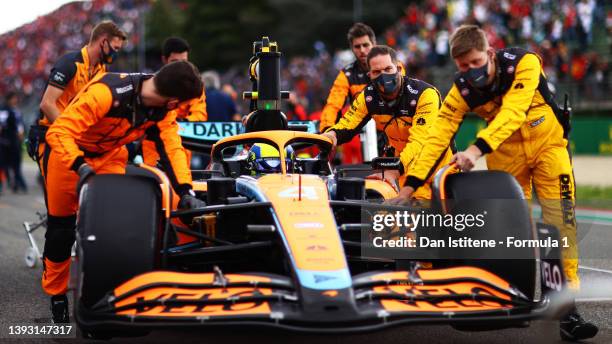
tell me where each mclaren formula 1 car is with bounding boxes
[73,127,569,338]
[73,37,569,338]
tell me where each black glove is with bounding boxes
[178,191,206,226]
[76,163,95,193]
[26,125,48,161]
[179,191,207,210]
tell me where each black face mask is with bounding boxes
[100,39,119,64]
[374,72,400,96]
[463,59,490,89]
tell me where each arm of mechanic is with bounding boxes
[182,89,208,122]
[39,55,78,123]
[398,87,442,175]
[452,53,541,171]
[148,112,194,197]
[45,83,113,171]
[472,53,540,154]
[323,91,372,146]
[404,84,470,192]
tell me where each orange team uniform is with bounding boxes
[43,72,194,295]
[36,46,105,198]
[141,90,207,168]
[34,46,106,296]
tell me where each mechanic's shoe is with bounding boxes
[560,308,598,341]
[50,294,69,323]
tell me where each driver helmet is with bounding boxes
[247,143,294,174]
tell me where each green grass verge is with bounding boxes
[576,185,612,210]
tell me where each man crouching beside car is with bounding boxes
[43,60,206,323]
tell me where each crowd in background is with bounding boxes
[272,0,612,118]
[0,0,148,99]
[384,0,611,103]
[0,0,610,120]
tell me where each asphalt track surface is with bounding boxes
[1,162,610,343]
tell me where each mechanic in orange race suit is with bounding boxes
[32,21,127,164]
[141,37,207,168]
[29,20,126,323]
[392,25,597,341]
[320,23,376,132]
[43,61,206,323]
[322,45,452,200]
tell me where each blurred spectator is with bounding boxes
[571,50,589,83]
[0,92,27,193]
[576,0,596,49]
[0,0,148,99]
[284,92,307,121]
[201,71,239,122]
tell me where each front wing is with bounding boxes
[76,266,553,333]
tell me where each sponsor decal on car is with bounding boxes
[376,283,511,312]
[295,222,324,229]
[115,287,272,317]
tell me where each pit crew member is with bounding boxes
[396,25,597,340]
[43,61,205,323]
[141,37,207,168]
[322,45,452,200]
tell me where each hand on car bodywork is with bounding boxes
[384,186,414,206]
[450,145,482,171]
[321,130,338,147]
[179,191,207,210]
[366,169,400,190]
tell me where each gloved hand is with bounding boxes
[76,163,95,193]
[179,191,207,210]
[178,191,207,226]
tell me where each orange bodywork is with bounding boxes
[255,174,346,271]
[375,282,511,312]
[116,287,271,317]
[114,272,273,317]
[368,267,513,312]
[364,179,398,199]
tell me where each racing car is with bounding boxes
[72,37,570,338]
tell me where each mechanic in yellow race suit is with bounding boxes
[393,25,597,341]
[43,61,206,323]
[322,45,452,199]
[141,37,207,168]
[319,23,407,163]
